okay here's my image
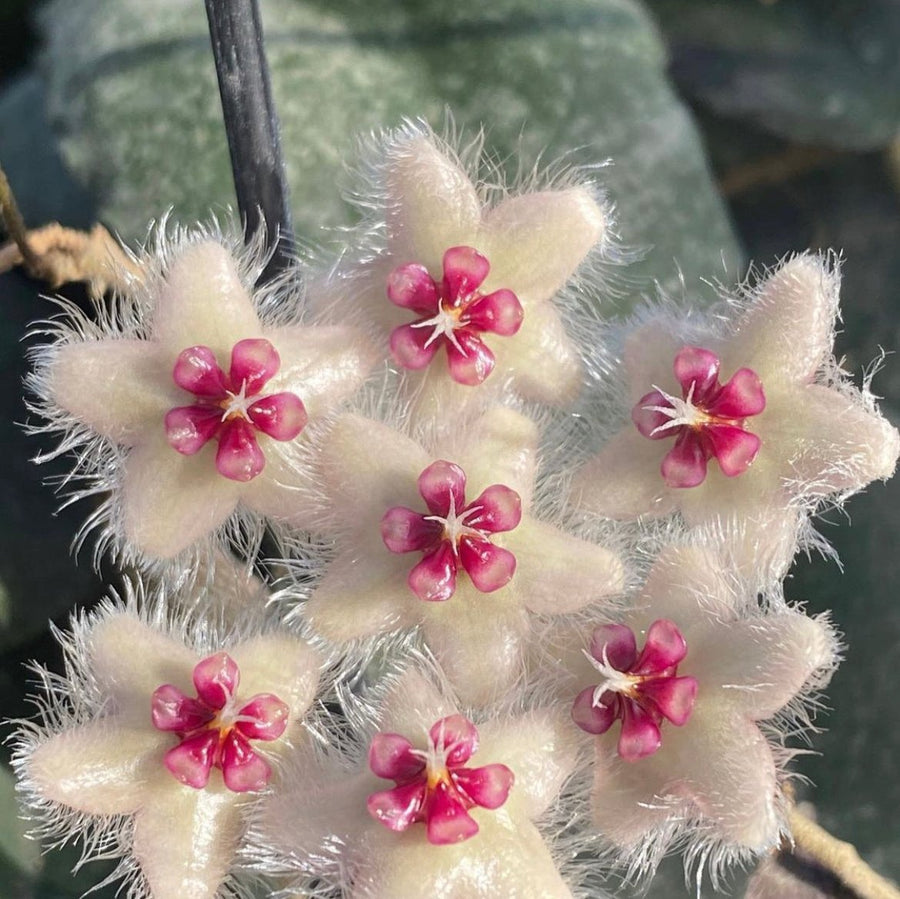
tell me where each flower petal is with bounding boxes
[426,780,480,844]
[465,289,524,336]
[633,619,688,675]
[446,330,495,385]
[730,253,838,384]
[673,345,720,401]
[221,730,272,792]
[453,764,514,810]
[571,429,675,520]
[301,541,421,643]
[421,597,530,707]
[783,383,900,495]
[27,722,164,815]
[90,613,198,715]
[505,519,626,616]
[215,419,265,481]
[229,338,280,395]
[590,624,637,671]
[417,459,467,517]
[49,339,173,444]
[164,405,221,455]
[163,730,219,788]
[479,188,606,304]
[706,424,761,477]
[660,430,709,488]
[456,407,538,505]
[263,324,377,421]
[153,241,262,358]
[458,536,516,593]
[368,732,423,781]
[192,651,240,708]
[464,484,521,533]
[387,262,439,312]
[494,300,582,405]
[234,694,289,741]
[694,611,837,719]
[367,780,427,832]
[151,684,214,732]
[227,633,321,726]
[571,685,617,735]
[710,367,766,418]
[133,769,242,899]
[640,675,698,726]
[408,541,458,602]
[442,245,490,298]
[122,431,241,558]
[617,701,662,761]
[381,506,443,553]
[385,136,481,270]
[172,345,228,397]
[429,714,479,767]
[390,321,441,370]
[247,392,307,441]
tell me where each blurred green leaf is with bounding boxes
[647,0,900,151]
[38,0,739,298]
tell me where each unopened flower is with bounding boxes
[299,406,624,706]
[249,666,580,898]
[29,227,376,562]
[330,125,611,412]
[11,586,321,899]
[557,544,839,878]
[572,254,900,579]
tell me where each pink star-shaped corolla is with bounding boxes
[573,255,899,581]
[632,346,765,488]
[152,651,289,792]
[388,245,523,386]
[301,407,624,706]
[252,669,581,898]
[571,620,698,761]
[381,460,521,602]
[19,606,321,899]
[43,238,375,559]
[165,339,307,482]
[367,713,514,844]
[562,544,838,866]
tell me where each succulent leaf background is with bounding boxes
[1,1,900,897]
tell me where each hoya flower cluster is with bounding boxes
[10,124,897,898]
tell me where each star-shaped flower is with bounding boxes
[331,126,610,413]
[250,667,580,898]
[557,543,838,873]
[572,254,900,579]
[299,406,624,706]
[11,593,321,899]
[31,231,376,561]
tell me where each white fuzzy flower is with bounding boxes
[249,665,582,899]
[323,124,611,415]
[10,584,321,899]
[556,543,839,880]
[29,224,376,564]
[572,254,899,579]
[298,405,624,706]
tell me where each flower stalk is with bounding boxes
[204,0,293,282]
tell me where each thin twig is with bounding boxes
[0,160,43,274]
[788,806,900,899]
[204,0,293,283]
